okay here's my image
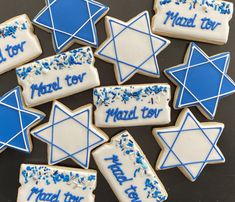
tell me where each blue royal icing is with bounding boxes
[33,0,109,52]
[0,87,44,153]
[165,42,235,119]
[31,102,108,168]
[16,47,93,80]
[95,11,170,84]
[153,109,225,181]
[159,0,232,15]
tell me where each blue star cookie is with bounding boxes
[153,108,225,182]
[31,101,108,168]
[33,0,109,52]
[0,87,45,153]
[165,42,235,119]
[95,11,170,84]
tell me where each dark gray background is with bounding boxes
[0,0,234,201]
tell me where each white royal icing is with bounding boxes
[0,14,42,74]
[16,47,100,107]
[153,108,225,182]
[93,131,168,202]
[17,164,97,202]
[93,84,171,127]
[152,0,233,44]
[31,101,109,169]
[95,11,170,84]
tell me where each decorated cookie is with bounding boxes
[152,0,233,45]
[95,11,170,84]
[31,101,109,169]
[152,108,225,182]
[17,164,97,202]
[33,0,109,53]
[93,131,168,201]
[93,84,171,127]
[0,14,42,75]
[165,42,235,119]
[0,87,44,153]
[16,47,100,107]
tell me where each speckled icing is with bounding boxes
[93,131,168,202]
[93,84,171,127]
[16,47,100,107]
[152,0,233,44]
[0,14,42,74]
[17,164,97,202]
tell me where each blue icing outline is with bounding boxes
[115,133,168,201]
[154,109,225,181]
[31,103,107,169]
[96,11,170,84]
[21,165,96,190]
[159,0,232,14]
[16,47,93,80]
[165,42,235,119]
[0,20,28,39]
[33,0,109,52]
[93,85,169,106]
[0,86,44,153]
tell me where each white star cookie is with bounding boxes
[31,101,109,169]
[153,108,225,182]
[95,11,170,84]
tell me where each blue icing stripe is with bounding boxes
[33,0,109,52]
[165,42,235,119]
[0,87,44,153]
[0,20,28,39]
[21,165,96,190]
[16,47,93,80]
[159,0,232,14]
[93,85,168,106]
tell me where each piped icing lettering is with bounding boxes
[152,0,233,44]
[17,164,97,202]
[93,84,171,127]
[0,14,42,74]
[16,47,100,107]
[93,131,168,202]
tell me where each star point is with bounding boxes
[0,87,45,153]
[33,0,109,52]
[31,101,108,168]
[153,108,225,182]
[165,42,235,119]
[95,11,170,84]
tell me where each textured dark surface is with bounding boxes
[0,0,234,201]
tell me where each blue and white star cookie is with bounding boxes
[153,108,225,182]
[95,11,170,84]
[31,101,109,169]
[33,0,109,53]
[165,42,235,119]
[0,87,45,153]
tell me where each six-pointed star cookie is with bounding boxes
[165,42,235,119]
[0,87,44,153]
[31,101,109,168]
[95,11,170,84]
[33,0,109,52]
[153,108,225,182]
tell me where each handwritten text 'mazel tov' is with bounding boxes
[0,41,26,64]
[163,11,221,31]
[30,73,87,99]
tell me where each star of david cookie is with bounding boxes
[31,101,109,169]
[33,0,109,52]
[153,108,225,181]
[165,42,235,119]
[95,11,170,84]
